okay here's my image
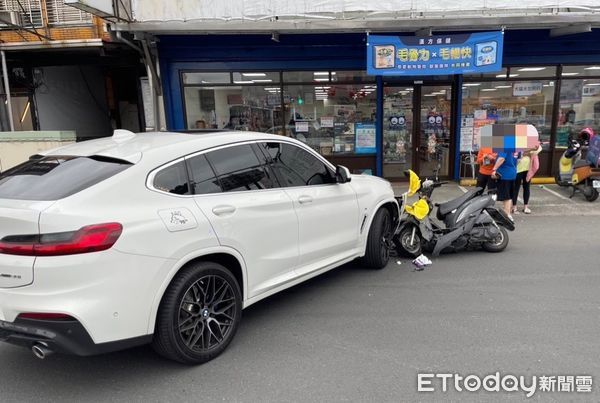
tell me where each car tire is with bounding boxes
[152,261,242,365]
[361,208,392,269]
[482,226,509,253]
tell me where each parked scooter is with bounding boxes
[393,170,515,257]
[556,128,600,202]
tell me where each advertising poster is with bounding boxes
[461,116,474,127]
[583,86,600,97]
[460,127,475,152]
[512,82,543,97]
[389,116,406,129]
[334,105,357,121]
[367,31,504,76]
[473,110,487,120]
[320,116,334,128]
[295,121,309,133]
[266,94,280,106]
[355,123,377,154]
[560,80,583,104]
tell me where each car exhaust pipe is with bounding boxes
[32,342,53,359]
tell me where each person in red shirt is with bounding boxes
[476,147,497,191]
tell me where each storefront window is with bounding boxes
[462,80,555,149]
[464,67,508,80]
[282,84,377,155]
[183,85,282,132]
[331,71,372,82]
[507,66,557,78]
[283,71,330,83]
[183,72,231,85]
[556,78,600,147]
[562,65,600,78]
[232,72,280,84]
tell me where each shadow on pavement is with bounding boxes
[0,262,375,392]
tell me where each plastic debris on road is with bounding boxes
[412,254,432,271]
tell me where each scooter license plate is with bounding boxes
[593,180,600,189]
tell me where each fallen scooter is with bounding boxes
[393,170,515,257]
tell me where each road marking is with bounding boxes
[541,186,575,203]
[527,203,585,207]
[458,186,468,193]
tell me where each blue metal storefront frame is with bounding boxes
[159,30,600,180]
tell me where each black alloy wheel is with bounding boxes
[178,275,237,352]
[380,210,393,263]
[152,262,242,364]
[362,208,392,269]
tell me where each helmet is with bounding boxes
[579,127,595,144]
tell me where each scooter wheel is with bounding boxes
[584,187,599,202]
[555,173,567,187]
[482,226,509,253]
[396,226,422,258]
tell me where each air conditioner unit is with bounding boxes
[0,11,23,27]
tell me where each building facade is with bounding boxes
[0,0,145,139]
[70,0,600,179]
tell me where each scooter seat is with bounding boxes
[574,160,592,169]
[436,188,482,217]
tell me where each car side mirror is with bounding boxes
[336,165,351,184]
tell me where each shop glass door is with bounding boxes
[419,85,452,178]
[382,87,414,179]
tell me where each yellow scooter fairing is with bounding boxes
[559,155,572,172]
[407,170,421,196]
[404,170,430,220]
[405,198,430,220]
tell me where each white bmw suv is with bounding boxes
[0,130,398,364]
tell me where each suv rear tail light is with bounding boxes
[17,313,75,321]
[0,223,122,256]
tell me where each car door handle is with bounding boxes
[212,205,236,216]
[298,195,313,204]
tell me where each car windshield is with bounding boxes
[0,155,132,201]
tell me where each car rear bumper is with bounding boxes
[0,317,152,356]
[0,249,172,344]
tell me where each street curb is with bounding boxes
[459,177,556,186]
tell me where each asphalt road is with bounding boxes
[1,215,599,402]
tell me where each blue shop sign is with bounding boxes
[367,31,504,76]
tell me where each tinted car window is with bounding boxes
[153,161,190,195]
[206,144,276,192]
[259,142,334,187]
[0,156,131,201]
[186,154,221,195]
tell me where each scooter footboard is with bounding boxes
[485,208,515,231]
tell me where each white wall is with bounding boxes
[35,66,113,139]
[0,140,75,171]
